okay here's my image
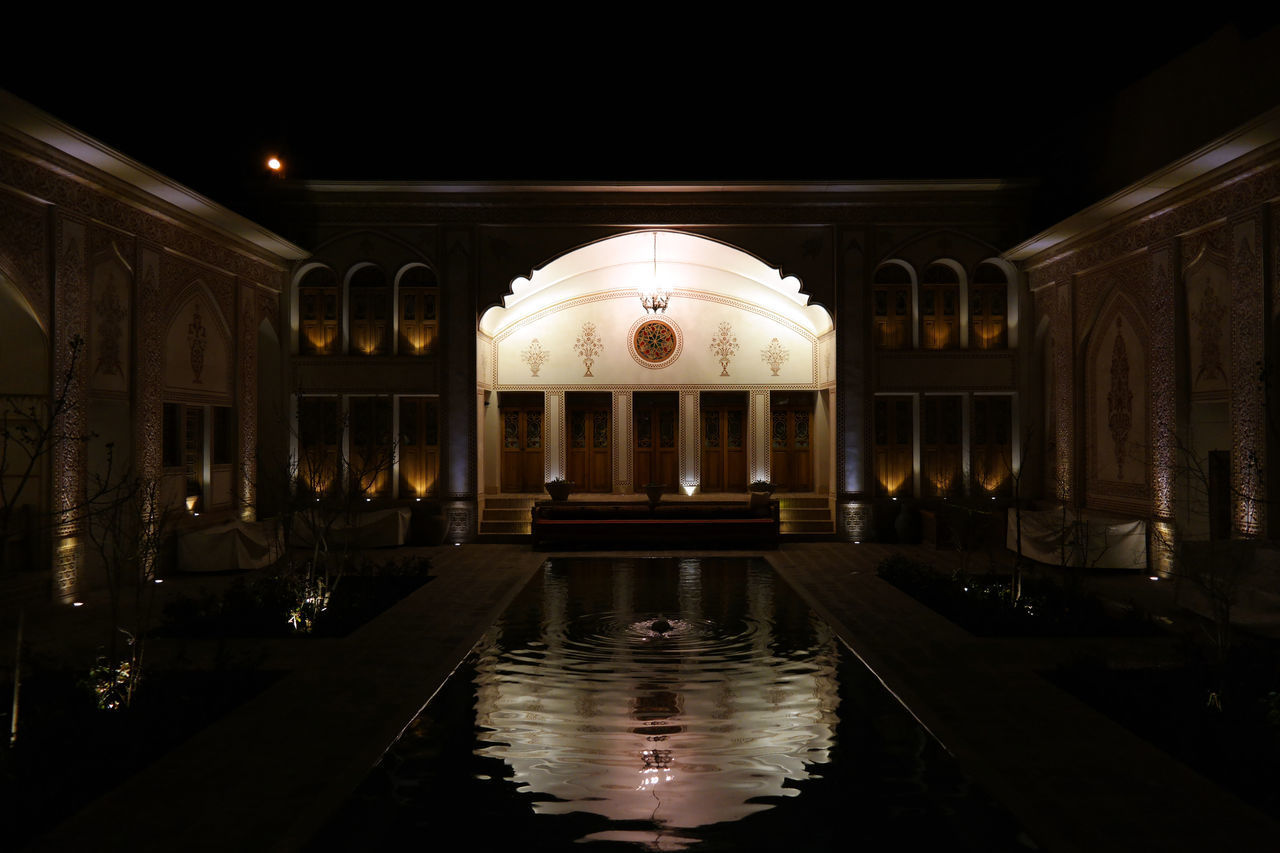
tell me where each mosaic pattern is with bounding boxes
[634,320,676,363]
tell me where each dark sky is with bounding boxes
[4,16,1274,220]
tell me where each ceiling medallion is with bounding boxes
[628,316,682,369]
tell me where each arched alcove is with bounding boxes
[478,231,834,496]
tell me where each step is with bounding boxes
[480,521,531,535]
[781,521,835,534]
[780,508,831,520]
[482,508,533,521]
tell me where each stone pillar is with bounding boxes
[51,218,88,603]
[836,230,868,540]
[544,390,565,481]
[679,390,700,492]
[443,230,477,540]
[748,389,770,485]
[237,282,259,521]
[1230,214,1265,536]
[613,390,632,493]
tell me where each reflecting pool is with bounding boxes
[314,557,1029,851]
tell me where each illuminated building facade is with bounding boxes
[2,63,1280,592]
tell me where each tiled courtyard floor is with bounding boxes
[6,542,1280,852]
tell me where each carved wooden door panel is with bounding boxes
[700,406,747,492]
[633,402,678,493]
[770,406,812,492]
[568,407,611,493]
[500,406,544,493]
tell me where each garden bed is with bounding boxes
[876,554,1159,637]
[161,556,433,638]
[1,666,282,849]
[1049,647,1280,821]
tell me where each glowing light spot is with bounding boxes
[266,156,282,171]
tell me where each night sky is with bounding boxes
[4,16,1276,227]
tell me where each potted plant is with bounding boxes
[545,478,573,502]
[643,483,667,507]
[749,479,774,496]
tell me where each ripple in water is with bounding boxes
[471,563,840,837]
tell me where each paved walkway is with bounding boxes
[8,542,1280,852]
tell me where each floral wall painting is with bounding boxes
[709,321,739,376]
[574,322,603,377]
[761,337,789,376]
[187,304,208,384]
[1106,316,1132,480]
[89,257,130,394]
[1184,253,1230,395]
[522,338,549,377]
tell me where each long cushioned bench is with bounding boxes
[531,498,780,550]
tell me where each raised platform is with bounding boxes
[531,497,780,550]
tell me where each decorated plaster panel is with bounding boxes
[494,295,818,388]
[1053,283,1074,502]
[0,147,288,287]
[135,249,163,488]
[1084,294,1150,512]
[239,284,259,519]
[1182,242,1231,396]
[612,390,632,492]
[1148,246,1176,519]
[0,189,48,327]
[52,218,87,599]
[1230,215,1265,536]
[1024,158,1280,287]
[163,285,232,399]
[89,251,131,395]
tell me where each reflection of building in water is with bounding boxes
[471,564,841,830]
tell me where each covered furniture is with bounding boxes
[1006,506,1147,571]
[532,499,779,550]
[290,506,413,548]
[178,519,283,572]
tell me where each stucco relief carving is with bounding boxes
[0,148,287,287]
[761,338,789,376]
[1026,160,1280,299]
[135,255,163,485]
[240,296,259,518]
[521,338,549,377]
[574,322,603,377]
[708,322,739,376]
[1148,247,1176,519]
[1107,318,1133,480]
[187,305,208,384]
[94,281,126,377]
[1086,293,1149,511]
[1191,284,1225,385]
[1230,217,1264,536]
[0,192,48,324]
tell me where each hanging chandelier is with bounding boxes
[638,232,670,314]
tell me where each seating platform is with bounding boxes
[531,497,779,549]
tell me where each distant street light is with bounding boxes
[266,156,283,175]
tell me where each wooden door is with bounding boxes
[500,406,544,493]
[568,407,611,493]
[299,285,339,354]
[770,406,812,492]
[700,405,747,492]
[921,396,962,497]
[398,397,439,497]
[874,397,913,497]
[633,401,678,492]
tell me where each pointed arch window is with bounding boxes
[350,266,390,356]
[298,267,339,355]
[398,266,438,355]
[970,263,1008,350]
[920,263,959,350]
[872,264,912,350]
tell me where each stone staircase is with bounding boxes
[478,496,537,536]
[778,495,834,536]
[479,493,834,540]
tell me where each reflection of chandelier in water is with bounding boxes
[639,231,671,314]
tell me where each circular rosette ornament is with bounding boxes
[628,317,682,369]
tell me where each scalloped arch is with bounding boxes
[480,230,832,338]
